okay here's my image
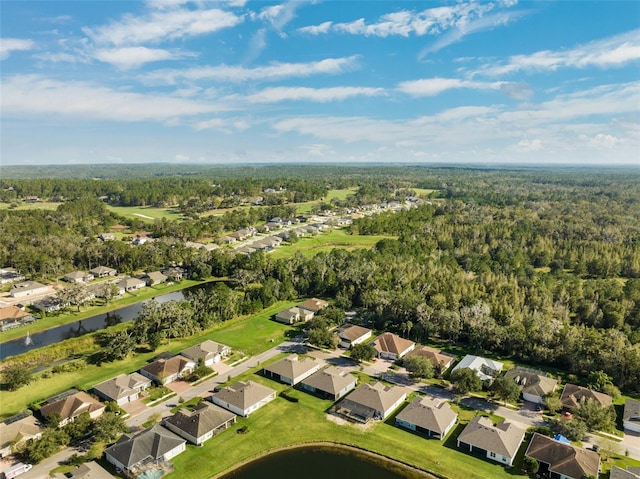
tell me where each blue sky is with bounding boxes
[1,0,639,166]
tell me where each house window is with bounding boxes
[489,452,496,458]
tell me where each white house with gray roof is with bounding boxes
[457,416,526,466]
[335,382,406,423]
[163,402,236,445]
[451,355,503,383]
[93,373,151,405]
[181,340,231,367]
[623,399,640,433]
[262,354,322,385]
[301,367,357,401]
[210,380,276,417]
[395,396,457,440]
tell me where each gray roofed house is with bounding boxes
[10,280,48,298]
[104,424,186,474]
[262,354,322,385]
[504,368,557,405]
[88,265,117,278]
[336,324,373,349]
[117,277,146,294]
[297,298,329,313]
[64,271,94,283]
[0,414,43,458]
[31,296,66,313]
[143,271,168,286]
[525,432,601,479]
[451,355,503,382]
[370,332,415,360]
[560,384,613,411]
[611,466,640,479]
[395,396,458,440]
[67,461,113,479]
[623,399,640,433]
[181,340,231,367]
[40,391,105,427]
[93,373,152,406]
[163,402,236,445]
[0,267,25,285]
[139,355,196,385]
[273,307,314,325]
[335,382,407,423]
[457,416,526,466]
[210,380,276,417]
[300,366,357,400]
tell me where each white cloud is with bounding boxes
[83,7,243,45]
[477,29,640,76]
[193,117,250,132]
[500,82,533,100]
[175,154,190,161]
[140,56,359,84]
[516,139,542,151]
[298,21,332,35]
[93,46,192,69]
[1,75,225,123]
[587,133,620,149]
[0,38,35,60]
[397,77,502,96]
[245,86,385,103]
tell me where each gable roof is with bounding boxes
[504,368,557,397]
[163,402,235,439]
[212,381,275,411]
[341,382,406,414]
[89,266,117,275]
[610,466,640,479]
[370,332,415,356]
[297,298,328,312]
[337,324,372,342]
[406,346,455,369]
[0,414,42,450]
[395,396,457,434]
[105,424,185,469]
[301,367,357,396]
[93,373,150,401]
[181,340,230,362]
[11,280,47,292]
[67,461,113,479]
[452,355,503,381]
[118,277,146,289]
[263,354,321,380]
[560,384,612,409]
[0,305,32,322]
[64,271,90,280]
[40,391,105,422]
[458,416,526,459]
[525,433,600,479]
[623,399,640,422]
[140,355,195,380]
[145,271,168,283]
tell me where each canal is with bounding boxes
[0,290,187,361]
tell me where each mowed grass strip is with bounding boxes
[0,301,296,417]
[168,380,528,479]
[0,201,63,211]
[104,205,184,222]
[270,229,395,260]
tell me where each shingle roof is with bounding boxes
[211,381,276,411]
[140,356,194,381]
[65,271,90,280]
[145,271,167,283]
[181,340,230,362]
[118,277,146,289]
[504,368,557,397]
[406,346,455,369]
[395,396,457,435]
[458,416,526,459]
[40,391,105,422]
[93,373,150,401]
[525,433,600,479]
[340,382,406,415]
[451,355,503,381]
[370,332,415,356]
[263,355,321,381]
[0,415,42,450]
[163,402,235,440]
[297,298,328,312]
[89,266,117,275]
[0,305,32,322]
[337,324,372,342]
[623,399,640,422]
[105,424,185,469]
[301,367,357,396]
[67,461,114,479]
[560,384,612,409]
[11,280,47,292]
[610,466,640,479]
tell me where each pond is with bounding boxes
[219,445,432,479]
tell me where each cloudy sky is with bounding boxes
[1,0,639,165]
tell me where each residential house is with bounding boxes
[273,307,314,325]
[262,354,322,385]
[98,233,116,241]
[297,298,329,313]
[300,366,357,401]
[0,413,43,458]
[395,396,458,440]
[10,281,48,298]
[623,399,640,433]
[335,382,407,423]
[451,355,504,382]
[162,267,185,280]
[63,271,94,283]
[139,355,196,385]
[143,271,168,286]
[235,246,256,256]
[163,402,236,445]
[370,332,415,360]
[560,384,613,412]
[181,340,231,367]
[104,424,186,474]
[131,235,150,245]
[611,466,640,479]
[209,380,276,417]
[504,368,557,405]
[406,346,455,373]
[117,277,146,294]
[525,432,601,479]
[0,268,25,285]
[0,306,34,331]
[40,391,105,427]
[67,461,113,479]
[457,416,526,466]
[88,265,117,278]
[93,373,152,405]
[31,296,66,313]
[336,324,373,349]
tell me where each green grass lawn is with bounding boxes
[0,280,203,344]
[105,205,184,222]
[269,229,395,260]
[0,201,63,211]
[326,188,358,201]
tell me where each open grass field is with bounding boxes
[269,229,395,260]
[0,201,62,211]
[104,205,184,222]
[412,188,438,197]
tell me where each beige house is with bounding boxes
[395,396,457,440]
[210,380,276,417]
[93,373,152,405]
[457,416,526,466]
[336,382,406,422]
[560,384,612,411]
[336,324,372,349]
[525,433,600,479]
[406,346,455,373]
[88,266,117,278]
[181,340,231,367]
[504,368,557,405]
[163,402,236,445]
[262,354,322,385]
[139,355,196,385]
[297,298,329,313]
[301,366,357,401]
[0,414,43,458]
[63,271,94,283]
[370,332,415,360]
[40,391,105,427]
[10,281,48,298]
[274,307,314,325]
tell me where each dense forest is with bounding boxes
[2,166,639,392]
